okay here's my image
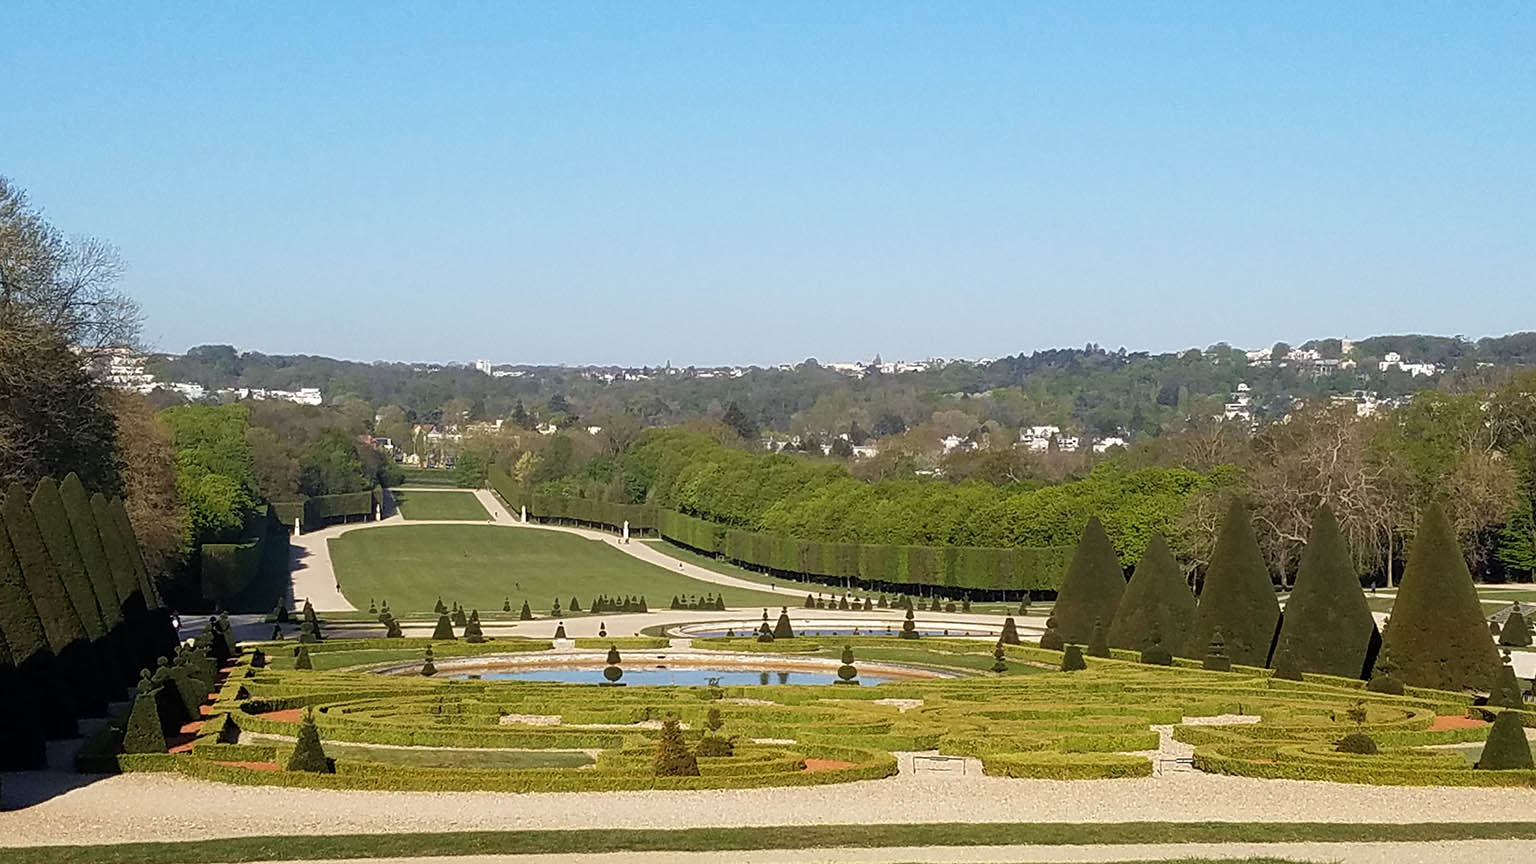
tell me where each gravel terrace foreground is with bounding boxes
[4,761,1536,847]
[220,841,1536,864]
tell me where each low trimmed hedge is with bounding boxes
[982,751,1153,780]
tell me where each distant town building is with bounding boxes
[474,358,493,375]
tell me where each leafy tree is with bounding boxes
[0,325,123,496]
[721,401,758,442]
[1274,505,1378,678]
[652,714,699,776]
[1186,501,1279,666]
[1379,502,1501,692]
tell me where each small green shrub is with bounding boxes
[999,616,1020,645]
[1203,627,1232,672]
[898,608,919,640]
[1139,628,1173,666]
[286,709,333,773]
[653,715,700,777]
[1039,616,1064,651]
[1334,732,1379,754]
[121,684,167,754]
[990,643,1007,673]
[1087,617,1110,658]
[1061,644,1086,672]
[603,646,623,684]
[519,600,533,621]
[294,646,313,670]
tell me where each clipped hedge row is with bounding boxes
[271,501,304,529]
[303,490,377,530]
[983,751,1153,780]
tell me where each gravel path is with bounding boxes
[4,763,1536,847]
[224,842,1536,864]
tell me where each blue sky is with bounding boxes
[3,2,1532,365]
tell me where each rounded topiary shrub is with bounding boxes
[1334,732,1379,755]
[991,643,1008,673]
[421,646,436,676]
[1140,628,1173,666]
[999,617,1021,646]
[695,706,734,757]
[898,608,919,640]
[1039,616,1064,651]
[294,645,313,670]
[603,645,624,684]
[835,644,858,685]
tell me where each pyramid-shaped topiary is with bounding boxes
[286,709,333,773]
[1139,627,1173,666]
[1476,710,1535,770]
[294,645,313,670]
[463,613,486,644]
[121,677,167,754]
[1186,500,1279,667]
[1108,533,1194,653]
[1203,627,1232,672]
[773,608,794,639]
[1087,617,1111,658]
[554,621,567,639]
[1051,516,1125,645]
[990,642,1008,673]
[999,616,1021,646]
[519,600,533,621]
[1488,651,1525,709]
[1499,604,1532,648]
[1274,505,1378,678]
[1270,637,1304,681]
[1039,616,1064,651]
[1379,502,1501,693]
[431,614,456,640]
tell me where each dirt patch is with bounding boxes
[1432,714,1488,731]
[802,759,855,773]
[178,721,204,735]
[212,760,282,771]
[259,708,304,724]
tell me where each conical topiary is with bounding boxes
[434,597,447,614]
[1108,533,1194,653]
[298,618,322,644]
[1039,616,1063,651]
[294,645,313,670]
[773,608,794,639]
[695,706,733,757]
[1365,646,1406,695]
[898,607,919,640]
[1203,627,1232,672]
[286,709,333,773]
[603,645,623,684]
[1379,502,1501,692]
[999,616,1021,646]
[1087,617,1110,658]
[835,644,858,685]
[552,599,562,616]
[1186,500,1280,667]
[431,614,455,640]
[1500,604,1532,648]
[1274,506,1377,678]
[121,679,167,754]
[519,600,533,621]
[1491,620,1503,638]
[570,596,582,613]
[1271,638,1304,681]
[463,613,486,644]
[503,597,511,612]
[1060,644,1086,672]
[1052,516,1125,645]
[653,714,699,776]
[421,645,436,676]
[1488,651,1525,709]
[451,606,467,628]
[1140,627,1173,666]
[554,622,567,639]
[1017,596,1030,615]
[991,642,1008,673]
[1476,709,1535,770]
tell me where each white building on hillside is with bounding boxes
[474,358,492,375]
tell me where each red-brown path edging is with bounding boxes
[803,759,856,773]
[259,708,305,724]
[1432,715,1489,731]
[212,760,282,771]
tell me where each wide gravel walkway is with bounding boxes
[4,764,1536,847]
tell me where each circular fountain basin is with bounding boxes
[372,650,957,685]
[670,618,1003,639]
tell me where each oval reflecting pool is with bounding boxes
[454,666,892,686]
[687,628,991,638]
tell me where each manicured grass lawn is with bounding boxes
[393,490,490,521]
[397,467,462,486]
[11,823,1536,864]
[329,524,786,615]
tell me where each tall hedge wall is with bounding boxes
[201,537,265,602]
[92,492,145,610]
[302,489,376,530]
[272,501,304,529]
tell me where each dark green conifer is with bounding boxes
[286,709,333,773]
[1476,710,1535,770]
[898,607,919,640]
[502,597,511,612]
[294,645,313,670]
[1379,502,1501,692]
[553,622,567,639]
[1488,651,1525,709]
[121,677,167,754]
[1039,616,1064,651]
[434,597,447,614]
[1108,533,1194,652]
[653,714,699,776]
[1366,646,1406,695]
[773,608,794,639]
[1052,516,1126,645]
[431,614,455,640]
[519,600,533,621]
[990,642,1008,673]
[1060,644,1086,671]
[1186,500,1280,666]
[1140,627,1173,666]
[1499,604,1532,647]
[463,613,486,644]
[835,644,858,685]
[421,645,436,676]
[1275,506,1377,678]
[1271,638,1304,681]
[1203,627,1232,672]
[999,616,1021,645]
[1087,617,1111,658]
[570,596,582,612]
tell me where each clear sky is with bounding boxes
[3,2,1533,366]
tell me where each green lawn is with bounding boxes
[397,466,462,486]
[329,524,787,615]
[392,490,490,521]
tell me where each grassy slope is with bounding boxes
[392,490,490,521]
[329,524,785,615]
[10,823,1536,864]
